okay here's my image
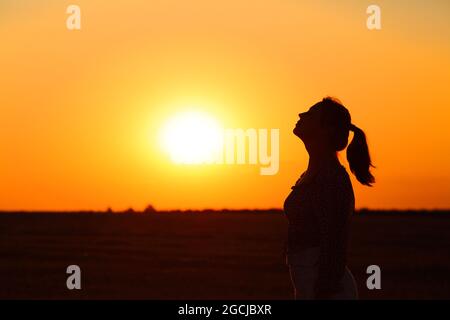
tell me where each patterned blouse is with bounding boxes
[283,161,355,297]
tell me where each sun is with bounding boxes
[160,111,223,164]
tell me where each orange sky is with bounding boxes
[1,0,450,211]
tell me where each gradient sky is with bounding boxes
[1,0,450,211]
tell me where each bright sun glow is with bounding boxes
[160,111,223,164]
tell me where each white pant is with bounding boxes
[286,247,358,300]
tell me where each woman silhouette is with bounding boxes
[284,97,375,300]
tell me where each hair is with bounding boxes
[318,97,375,186]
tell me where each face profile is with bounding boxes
[293,98,352,155]
[293,103,324,143]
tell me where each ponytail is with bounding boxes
[346,124,375,186]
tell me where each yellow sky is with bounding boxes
[1,0,450,211]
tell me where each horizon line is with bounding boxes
[1,208,450,214]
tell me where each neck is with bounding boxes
[306,146,339,173]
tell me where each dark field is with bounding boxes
[1,211,449,299]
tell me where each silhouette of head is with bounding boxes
[294,97,350,151]
[294,97,375,186]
